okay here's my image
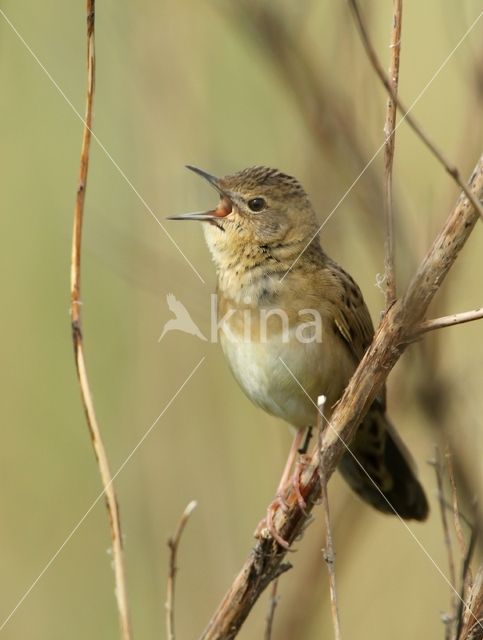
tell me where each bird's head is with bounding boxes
[168,166,320,269]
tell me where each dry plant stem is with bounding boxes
[69,3,132,639]
[166,501,197,640]
[317,396,341,640]
[431,447,457,635]
[416,308,483,335]
[446,449,468,558]
[198,158,483,640]
[383,0,402,307]
[349,0,483,224]
[264,579,279,640]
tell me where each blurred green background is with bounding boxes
[0,1,481,638]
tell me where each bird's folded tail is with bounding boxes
[337,406,429,521]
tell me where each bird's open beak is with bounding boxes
[166,210,222,222]
[185,165,223,193]
[167,165,232,223]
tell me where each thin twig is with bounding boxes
[439,499,474,532]
[430,447,457,637]
[264,579,279,640]
[166,501,198,640]
[317,396,341,640]
[415,308,483,335]
[446,449,469,559]
[383,0,402,307]
[70,3,132,639]
[349,0,483,224]
[197,158,483,640]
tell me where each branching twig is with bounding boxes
[415,308,483,335]
[69,3,132,639]
[166,501,198,640]
[317,396,341,640]
[349,0,483,223]
[197,157,483,640]
[383,0,403,307]
[430,447,457,637]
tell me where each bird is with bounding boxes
[168,165,429,543]
[158,293,207,342]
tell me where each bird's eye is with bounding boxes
[247,197,266,212]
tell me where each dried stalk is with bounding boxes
[416,308,483,335]
[383,0,402,307]
[349,0,483,223]
[70,2,132,638]
[197,158,483,640]
[317,396,341,640]
[166,501,197,640]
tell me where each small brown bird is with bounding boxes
[169,166,428,536]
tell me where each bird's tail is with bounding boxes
[337,405,429,521]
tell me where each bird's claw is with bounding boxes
[293,454,311,515]
[254,497,291,549]
[254,454,313,548]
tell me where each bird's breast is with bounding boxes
[217,299,350,428]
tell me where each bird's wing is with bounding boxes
[323,259,387,408]
[324,259,375,363]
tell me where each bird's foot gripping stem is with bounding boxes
[254,455,312,550]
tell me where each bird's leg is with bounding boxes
[255,428,309,549]
[274,428,305,502]
[290,425,313,511]
[292,453,312,514]
[280,427,313,513]
[298,425,313,454]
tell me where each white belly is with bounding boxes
[220,328,345,429]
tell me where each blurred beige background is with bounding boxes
[0,1,481,639]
